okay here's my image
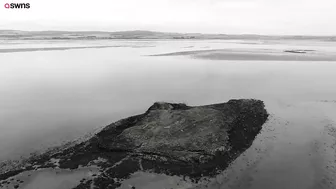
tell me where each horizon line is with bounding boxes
[0,29,335,37]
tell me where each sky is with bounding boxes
[0,0,336,35]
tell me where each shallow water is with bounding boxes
[118,172,194,189]
[208,101,336,189]
[0,167,99,189]
[1,39,336,189]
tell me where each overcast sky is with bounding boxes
[1,0,335,35]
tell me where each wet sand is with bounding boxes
[151,49,336,61]
[0,45,153,53]
[0,46,117,53]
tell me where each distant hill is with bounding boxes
[0,30,335,41]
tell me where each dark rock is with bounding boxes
[0,169,26,181]
[284,50,308,54]
[0,99,268,189]
[146,102,189,111]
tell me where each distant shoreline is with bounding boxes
[0,45,154,53]
[150,48,336,61]
[2,45,336,62]
[1,30,335,41]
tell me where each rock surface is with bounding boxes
[0,99,268,189]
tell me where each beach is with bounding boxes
[1,39,336,188]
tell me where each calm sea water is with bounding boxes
[1,39,336,188]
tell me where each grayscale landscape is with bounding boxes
[1,0,336,188]
[1,33,336,189]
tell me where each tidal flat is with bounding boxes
[1,39,336,189]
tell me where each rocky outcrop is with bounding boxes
[0,99,268,189]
